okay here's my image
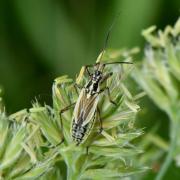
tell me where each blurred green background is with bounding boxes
[0,0,180,179]
[0,0,179,113]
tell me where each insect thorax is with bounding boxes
[85,70,102,97]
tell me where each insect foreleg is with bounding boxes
[84,65,92,77]
[84,62,100,77]
[73,83,82,95]
[74,83,82,90]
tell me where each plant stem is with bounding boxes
[156,119,179,180]
[67,166,79,180]
[64,153,79,180]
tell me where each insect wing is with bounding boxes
[82,94,99,126]
[73,89,99,126]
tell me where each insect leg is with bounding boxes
[97,106,103,133]
[85,112,99,155]
[54,103,76,147]
[84,65,92,77]
[101,72,113,82]
[98,87,117,106]
[74,83,82,90]
[86,146,89,155]
[60,102,76,132]
[85,108,103,155]
[73,83,82,95]
[99,72,118,106]
[105,87,118,106]
[52,138,64,148]
[84,62,100,77]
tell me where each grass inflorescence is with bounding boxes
[0,50,146,180]
[133,18,180,180]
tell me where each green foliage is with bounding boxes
[0,11,180,179]
[134,18,180,180]
[0,51,146,179]
[31,52,145,179]
[0,111,57,179]
[1,0,179,113]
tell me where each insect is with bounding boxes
[59,14,133,146]
[70,60,132,145]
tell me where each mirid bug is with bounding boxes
[59,14,133,146]
[70,60,132,145]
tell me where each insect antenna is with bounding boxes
[100,61,133,72]
[103,61,133,65]
[96,13,133,71]
[96,13,123,73]
[97,12,121,63]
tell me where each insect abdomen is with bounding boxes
[72,121,87,145]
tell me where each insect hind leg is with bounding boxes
[86,146,89,155]
[50,138,65,148]
[84,108,103,155]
